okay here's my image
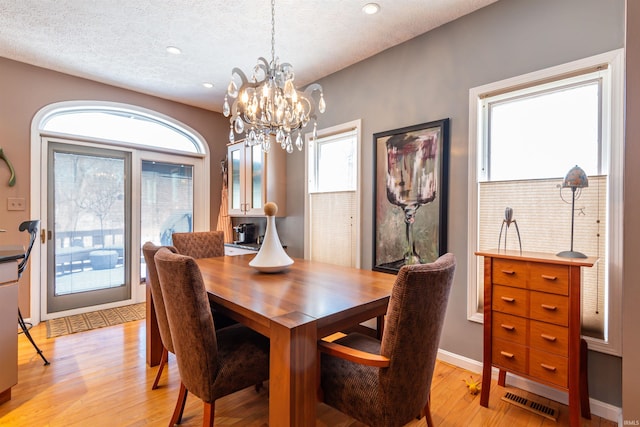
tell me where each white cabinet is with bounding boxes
[227,141,286,217]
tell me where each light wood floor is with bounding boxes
[1,320,616,427]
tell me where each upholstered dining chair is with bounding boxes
[318,253,456,427]
[171,231,225,259]
[142,242,177,390]
[171,230,236,329]
[154,247,270,427]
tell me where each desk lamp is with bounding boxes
[557,165,589,258]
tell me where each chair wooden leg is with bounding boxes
[376,315,385,339]
[422,394,434,427]
[169,382,188,426]
[152,347,169,390]
[203,402,215,427]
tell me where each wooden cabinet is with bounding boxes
[476,250,596,426]
[227,142,286,217]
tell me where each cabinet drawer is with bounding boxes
[529,320,568,356]
[492,259,527,288]
[529,349,568,388]
[493,285,528,317]
[529,263,569,295]
[492,338,527,375]
[492,312,527,345]
[530,292,568,326]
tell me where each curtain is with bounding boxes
[216,157,233,243]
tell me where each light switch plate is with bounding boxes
[7,197,26,211]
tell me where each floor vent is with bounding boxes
[501,391,558,421]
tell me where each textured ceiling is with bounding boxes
[0,0,498,112]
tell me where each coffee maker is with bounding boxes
[233,223,256,244]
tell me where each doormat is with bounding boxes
[46,303,145,338]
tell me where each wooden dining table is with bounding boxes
[146,254,396,426]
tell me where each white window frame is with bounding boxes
[467,49,624,356]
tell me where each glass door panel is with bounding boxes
[47,143,131,313]
[251,144,263,209]
[230,146,242,211]
[140,160,193,280]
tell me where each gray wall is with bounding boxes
[280,0,624,406]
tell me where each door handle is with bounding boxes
[41,229,52,243]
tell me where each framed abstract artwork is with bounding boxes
[373,118,450,274]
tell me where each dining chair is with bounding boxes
[17,220,49,365]
[318,253,456,427]
[171,230,236,329]
[154,247,270,427]
[171,231,225,259]
[142,242,178,390]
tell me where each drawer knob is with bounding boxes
[541,274,558,281]
[501,296,516,303]
[541,304,558,311]
[541,334,557,342]
[541,363,557,372]
[501,269,515,275]
[500,351,515,359]
[501,324,515,331]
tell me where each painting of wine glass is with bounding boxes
[373,119,450,274]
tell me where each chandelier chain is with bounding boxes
[271,0,276,64]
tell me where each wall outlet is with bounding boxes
[7,197,26,211]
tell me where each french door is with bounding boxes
[31,102,210,322]
[46,142,131,313]
[40,138,204,319]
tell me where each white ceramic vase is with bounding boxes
[249,202,293,273]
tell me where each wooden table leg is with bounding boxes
[269,312,317,427]
[145,284,162,367]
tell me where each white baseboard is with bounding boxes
[437,348,622,423]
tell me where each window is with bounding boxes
[308,130,357,193]
[468,50,623,355]
[43,106,203,154]
[305,120,361,267]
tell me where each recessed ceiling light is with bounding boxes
[166,46,182,55]
[362,3,380,15]
[202,82,214,89]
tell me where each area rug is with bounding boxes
[46,303,145,338]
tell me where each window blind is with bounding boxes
[309,191,356,267]
[477,175,606,339]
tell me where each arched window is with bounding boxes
[40,102,207,155]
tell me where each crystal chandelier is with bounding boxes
[222,0,326,153]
